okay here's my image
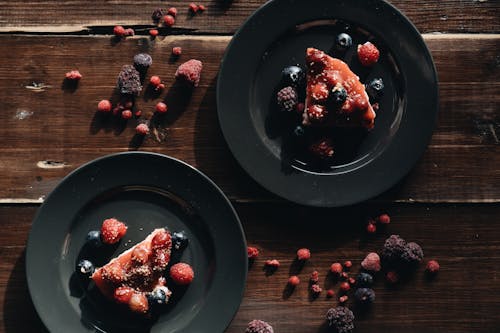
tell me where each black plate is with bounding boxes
[217,0,438,207]
[26,152,247,333]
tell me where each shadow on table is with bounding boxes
[3,250,49,333]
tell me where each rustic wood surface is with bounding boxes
[0,0,499,332]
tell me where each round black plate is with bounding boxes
[26,152,247,333]
[217,0,438,207]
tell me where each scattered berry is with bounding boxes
[151,229,171,249]
[101,262,126,284]
[386,270,399,284]
[297,248,311,261]
[155,102,168,113]
[281,65,305,87]
[306,104,328,123]
[100,218,127,244]
[86,230,102,247]
[311,82,329,102]
[151,8,165,22]
[426,260,440,274]
[114,286,134,304]
[135,123,149,135]
[377,213,391,224]
[175,59,203,87]
[366,78,385,101]
[296,102,305,114]
[117,65,142,96]
[121,110,132,120]
[341,272,349,279]
[348,277,356,285]
[357,41,380,67]
[366,222,377,233]
[326,306,355,333]
[327,289,335,298]
[97,100,112,113]
[335,33,353,50]
[164,14,175,27]
[288,275,300,287]
[113,25,126,37]
[150,75,161,87]
[356,272,374,287]
[344,261,352,269]
[198,4,206,11]
[129,292,149,314]
[172,46,182,56]
[338,295,349,304]
[401,242,424,265]
[171,231,189,250]
[339,281,350,292]
[76,259,95,276]
[65,70,82,80]
[148,286,171,306]
[124,28,135,36]
[276,86,298,112]
[311,284,322,295]
[167,7,178,17]
[247,246,259,260]
[246,320,274,333]
[264,259,280,268]
[330,262,343,275]
[170,263,194,285]
[189,3,199,13]
[354,288,375,305]
[133,53,153,71]
[309,138,334,159]
[381,235,406,263]
[310,270,319,284]
[361,252,381,272]
[134,110,142,117]
[149,29,159,37]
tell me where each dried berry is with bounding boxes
[385,270,399,284]
[97,100,112,113]
[149,29,159,37]
[381,235,406,263]
[151,8,165,22]
[175,59,203,87]
[150,75,161,87]
[339,281,350,292]
[164,14,175,27]
[361,252,381,272]
[426,260,440,274]
[117,65,142,96]
[330,262,343,276]
[288,275,300,287]
[247,246,259,260]
[133,53,153,71]
[326,306,355,333]
[401,242,424,265]
[354,288,375,305]
[310,270,319,284]
[155,102,168,113]
[297,248,311,261]
[135,123,149,135]
[246,319,274,333]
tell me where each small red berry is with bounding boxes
[158,83,165,90]
[114,286,134,304]
[121,110,132,119]
[155,102,168,113]
[311,284,322,294]
[113,25,126,37]
[330,262,343,275]
[167,7,177,17]
[123,100,133,109]
[341,272,349,279]
[296,248,311,261]
[288,275,300,287]
[149,29,159,37]
[310,270,319,283]
[150,75,161,87]
[378,213,391,224]
[247,246,259,260]
[198,4,206,11]
[135,123,149,135]
[97,100,112,113]
[344,260,352,269]
[386,270,399,284]
[134,110,142,117]
[426,260,440,274]
[128,292,149,314]
[339,281,350,292]
[189,3,199,13]
[172,46,182,56]
[170,263,194,285]
[100,218,127,244]
[296,102,305,113]
[264,259,280,268]
[357,41,380,67]
[326,289,335,298]
[366,222,377,233]
[339,295,348,303]
[125,28,135,36]
[65,70,82,80]
[164,14,175,27]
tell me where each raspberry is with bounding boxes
[247,246,259,259]
[65,70,82,80]
[129,292,149,314]
[125,28,135,36]
[264,259,280,268]
[151,8,165,22]
[152,249,170,271]
[155,102,168,113]
[100,218,127,244]
[361,252,381,272]
[366,222,376,233]
[288,275,300,287]
[164,14,175,27]
[426,260,440,274]
[309,138,334,159]
[344,261,352,269]
[117,65,142,96]
[326,306,354,333]
[357,41,380,67]
[97,100,112,112]
[170,263,194,285]
[311,284,322,295]
[327,289,335,298]
[167,7,178,17]
[149,29,159,37]
[377,213,390,224]
[135,123,149,135]
[113,25,126,37]
[297,248,311,261]
[150,75,161,87]
[121,110,132,119]
[310,270,319,284]
[307,104,328,123]
[131,244,151,264]
[276,86,298,112]
[151,229,171,249]
[339,281,350,292]
[175,59,203,87]
[114,286,134,304]
[311,82,329,102]
[189,3,199,13]
[172,46,182,56]
[386,270,399,284]
[330,262,343,275]
[246,320,274,333]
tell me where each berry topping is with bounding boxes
[172,231,189,251]
[175,59,203,87]
[113,25,126,37]
[281,65,305,87]
[306,104,328,123]
[288,275,300,287]
[151,228,171,249]
[135,123,149,135]
[309,138,334,159]
[101,262,126,284]
[155,102,168,113]
[117,65,142,96]
[131,244,151,264]
[306,48,327,73]
[276,86,298,112]
[129,292,149,314]
[170,263,194,285]
[114,286,134,304]
[76,259,95,276]
[246,320,274,333]
[85,230,102,247]
[426,260,440,274]
[330,85,348,106]
[247,246,259,260]
[97,100,112,113]
[100,218,127,244]
[335,33,353,50]
[65,70,82,80]
[354,288,375,305]
[356,272,374,287]
[311,82,330,102]
[366,78,385,100]
[148,286,171,306]
[297,248,311,261]
[357,41,380,67]
[361,252,381,272]
[326,306,355,333]
[330,262,343,275]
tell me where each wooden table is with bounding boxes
[0,1,499,332]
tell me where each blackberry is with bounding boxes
[336,33,353,50]
[366,78,384,100]
[326,306,355,333]
[401,242,424,264]
[381,234,406,263]
[354,288,375,305]
[276,86,298,112]
[356,272,373,287]
[133,53,153,72]
[151,8,165,22]
[281,65,305,87]
[246,319,274,333]
[117,65,142,96]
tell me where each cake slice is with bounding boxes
[91,228,172,314]
[303,47,376,129]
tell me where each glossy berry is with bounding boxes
[86,230,102,247]
[76,259,95,276]
[330,262,343,275]
[113,25,126,37]
[172,231,189,251]
[170,263,194,285]
[135,123,149,135]
[247,246,259,259]
[281,65,305,87]
[114,286,134,304]
[167,7,178,17]
[377,213,391,224]
[335,33,353,50]
[366,78,385,100]
[288,275,300,287]
[164,15,175,27]
[97,100,112,113]
[100,218,127,244]
[155,102,168,113]
[149,29,159,37]
[357,41,380,67]
[330,86,347,105]
[297,248,311,261]
[366,222,376,233]
[148,287,169,305]
[129,292,149,314]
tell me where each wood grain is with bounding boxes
[0,0,498,34]
[0,35,498,203]
[1,204,499,333]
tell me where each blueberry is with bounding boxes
[293,125,305,137]
[172,231,189,251]
[366,78,384,100]
[76,259,95,276]
[335,33,353,50]
[281,65,305,87]
[86,230,102,247]
[148,287,169,306]
[356,272,374,287]
[330,86,347,105]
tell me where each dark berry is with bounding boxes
[336,33,353,50]
[117,65,142,96]
[76,259,95,276]
[356,272,374,287]
[86,230,102,247]
[366,78,384,100]
[172,231,189,250]
[326,306,355,333]
[293,125,305,137]
[381,235,406,263]
[276,86,298,112]
[133,53,153,72]
[309,138,335,159]
[330,86,347,106]
[148,287,170,306]
[281,65,305,87]
[151,8,165,22]
[246,320,273,333]
[354,288,375,305]
[401,242,424,264]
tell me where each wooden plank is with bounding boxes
[0,0,498,34]
[1,204,499,332]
